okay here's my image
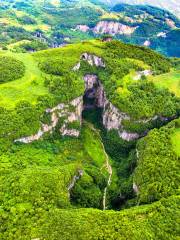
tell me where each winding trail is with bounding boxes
[89,124,112,210]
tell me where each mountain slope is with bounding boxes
[0,0,179,56]
[100,0,180,17]
[0,40,179,239]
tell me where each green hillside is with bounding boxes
[0,38,179,239]
[0,1,179,56]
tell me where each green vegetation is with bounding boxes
[134,119,180,204]
[149,68,180,97]
[0,37,179,239]
[171,128,180,156]
[0,1,179,56]
[40,195,180,240]
[0,51,48,108]
[34,40,178,120]
[0,56,25,83]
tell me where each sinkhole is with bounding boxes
[82,74,104,124]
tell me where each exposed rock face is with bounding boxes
[81,53,106,67]
[15,96,83,143]
[119,131,139,141]
[103,101,129,130]
[166,18,176,28]
[157,32,167,38]
[133,69,152,80]
[103,101,140,141]
[133,182,139,195]
[83,74,106,109]
[93,21,138,35]
[84,74,98,90]
[68,170,84,192]
[83,74,140,141]
[75,25,90,32]
[73,53,105,71]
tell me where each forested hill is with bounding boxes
[100,0,180,17]
[0,0,180,56]
[0,38,180,239]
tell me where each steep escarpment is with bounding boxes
[15,96,83,143]
[93,21,138,35]
[82,73,140,141]
[74,21,138,36]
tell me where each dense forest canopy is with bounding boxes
[0,1,180,239]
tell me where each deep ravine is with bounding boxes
[89,124,113,210]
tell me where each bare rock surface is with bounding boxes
[15,97,83,143]
[93,21,138,35]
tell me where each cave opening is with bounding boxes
[82,74,104,127]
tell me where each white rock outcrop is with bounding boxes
[15,96,83,143]
[133,69,152,80]
[73,53,105,71]
[133,182,139,195]
[143,40,151,47]
[103,101,140,141]
[81,53,106,67]
[93,21,138,35]
[75,25,90,32]
[83,74,140,141]
[103,102,129,130]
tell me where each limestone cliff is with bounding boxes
[75,21,138,36]
[83,73,140,141]
[75,25,90,32]
[15,96,83,143]
[73,53,106,71]
[93,21,138,35]
[102,96,140,141]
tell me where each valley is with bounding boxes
[0,0,180,56]
[0,38,179,239]
[0,1,180,239]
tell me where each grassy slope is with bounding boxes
[0,51,48,108]
[148,69,180,97]
[83,123,107,168]
[0,40,104,108]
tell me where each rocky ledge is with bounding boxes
[15,96,83,143]
[93,21,138,36]
[74,21,138,36]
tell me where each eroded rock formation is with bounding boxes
[93,21,138,35]
[73,53,105,71]
[83,74,140,141]
[75,25,90,32]
[68,170,84,197]
[75,21,138,36]
[15,96,83,143]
